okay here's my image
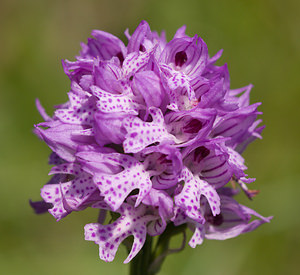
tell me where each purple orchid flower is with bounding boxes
[32,20,271,269]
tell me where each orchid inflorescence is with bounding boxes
[31,20,271,265]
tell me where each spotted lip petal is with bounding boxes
[171,207,205,248]
[77,151,152,211]
[123,107,175,153]
[174,167,220,224]
[122,48,154,78]
[85,202,156,263]
[55,92,97,126]
[160,64,196,111]
[161,64,195,100]
[91,85,141,115]
[41,163,98,220]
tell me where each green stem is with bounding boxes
[148,223,186,274]
[128,223,187,275]
[129,236,153,275]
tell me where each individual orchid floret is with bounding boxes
[200,191,272,242]
[41,162,98,220]
[141,143,182,189]
[85,201,156,263]
[174,167,220,224]
[31,20,271,273]
[79,151,152,211]
[123,107,174,153]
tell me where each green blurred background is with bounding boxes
[1,0,299,274]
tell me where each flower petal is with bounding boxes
[142,143,183,189]
[160,36,208,77]
[85,202,155,263]
[93,61,123,93]
[205,197,272,240]
[132,70,165,108]
[123,49,153,78]
[235,119,265,153]
[78,152,152,211]
[123,107,174,153]
[41,163,98,220]
[91,85,141,115]
[127,20,152,53]
[34,122,87,162]
[29,200,52,214]
[160,64,196,110]
[189,224,205,248]
[81,29,126,61]
[165,107,216,146]
[35,99,52,122]
[94,111,129,145]
[143,188,174,236]
[199,180,221,216]
[183,140,233,188]
[55,92,97,126]
[175,168,205,224]
[173,25,187,39]
[211,103,261,147]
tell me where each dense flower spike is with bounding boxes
[32,20,271,264]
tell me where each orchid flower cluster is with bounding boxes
[32,21,271,265]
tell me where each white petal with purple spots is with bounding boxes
[80,153,152,211]
[91,85,141,115]
[41,163,97,220]
[123,49,153,78]
[55,92,97,126]
[189,224,205,248]
[85,203,156,263]
[123,107,174,153]
[175,167,220,224]
[174,168,204,224]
